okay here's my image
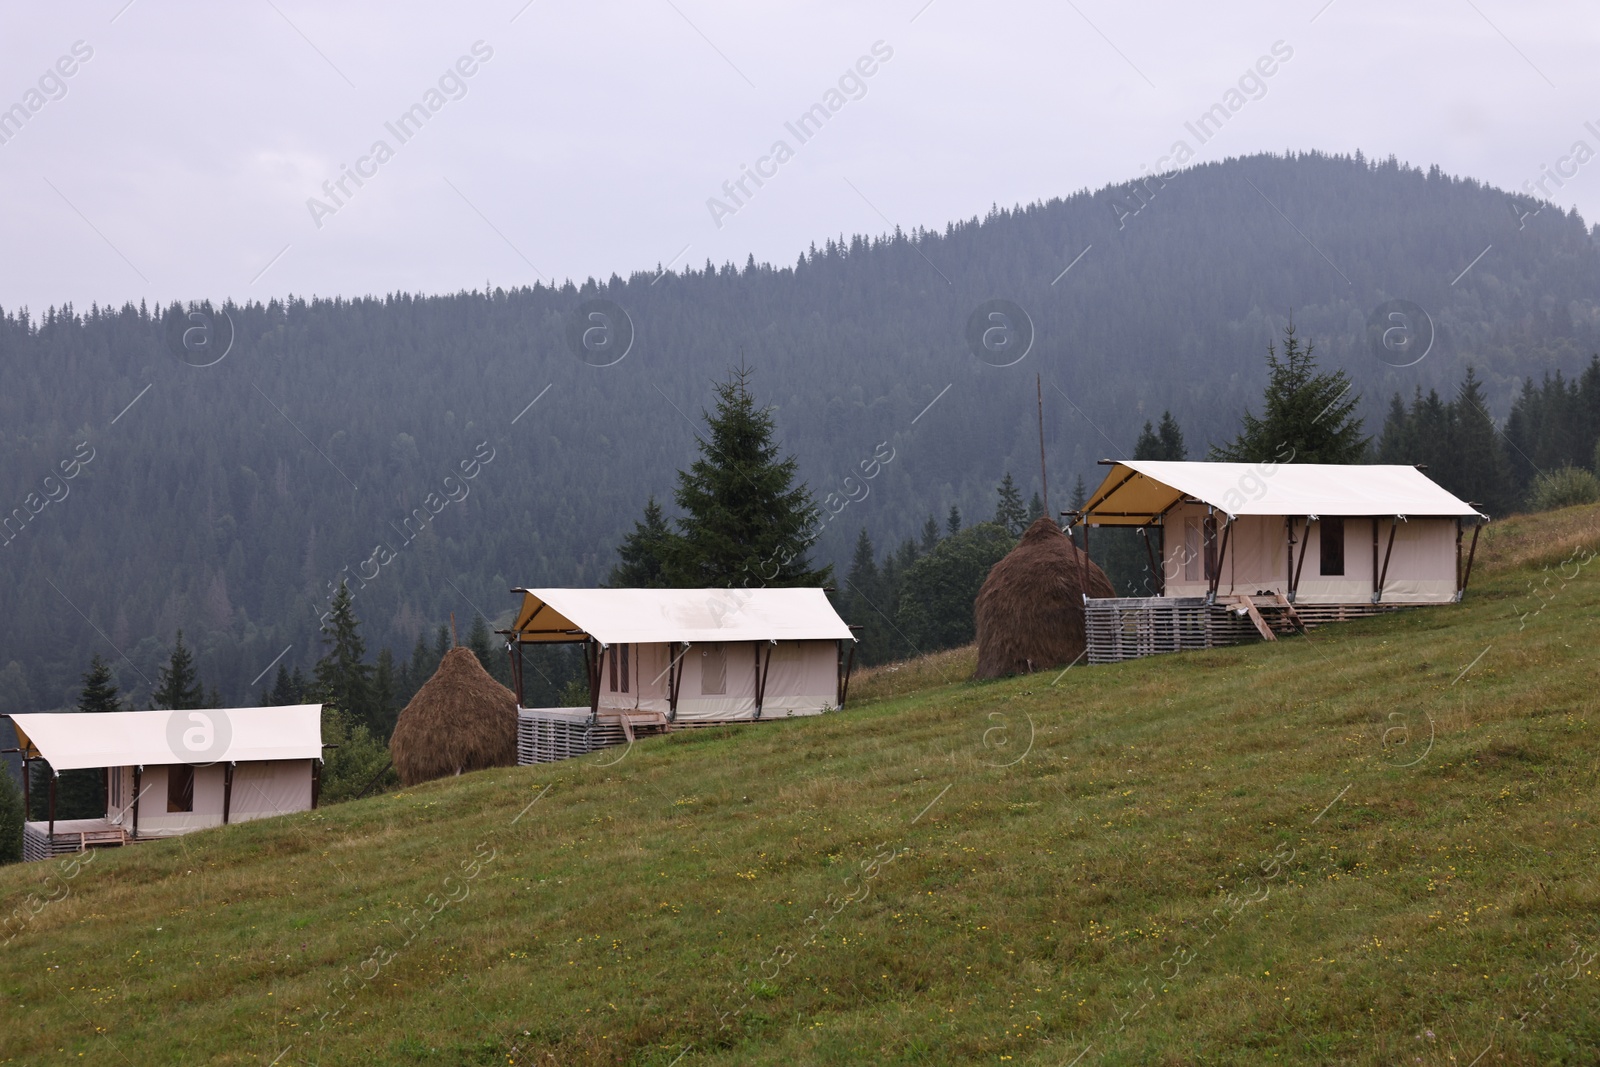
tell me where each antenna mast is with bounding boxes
[1037,374,1050,520]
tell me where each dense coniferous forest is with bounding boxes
[3,150,1599,714]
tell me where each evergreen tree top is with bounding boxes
[1211,322,1368,463]
[663,363,830,588]
[1134,411,1189,461]
[153,630,206,711]
[78,654,122,715]
[994,472,1027,536]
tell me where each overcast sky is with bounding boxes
[2,0,1596,313]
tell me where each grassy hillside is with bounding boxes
[2,506,1598,1065]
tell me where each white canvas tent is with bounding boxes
[505,588,855,763]
[8,705,323,860]
[1077,461,1487,605]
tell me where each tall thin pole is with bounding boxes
[1036,374,1050,521]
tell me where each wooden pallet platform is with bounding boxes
[1086,596,1402,664]
[22,820,131,863]
[517,708,779,765]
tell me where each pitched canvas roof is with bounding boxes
[1081,461,1485,526]
[509,587,853,645]
[8,705,324,770]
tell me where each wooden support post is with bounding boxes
[1292,518,1312,599]
[1461,523,1482,597]
[48,772,56,839]
[838,642,857,709]
[509,642,523,707]
[753,643,773,720]
[1285,517,1296,598]
[1376,518,1399,602]
[588,640,602,721]
[1140,525,1160,596]
[1155,524,1166,596]
[667,643,683,722]
[1078,523,1091,602]
[1207,520,1233,603]
[1455,519,1464,592]
[222,762,234,825]
[132,766,141,838]
[1371,517,1380,601]
[22,756,29,822]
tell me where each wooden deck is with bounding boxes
[516,707,757,765]
[1085,596,1403,664]
[22,819,131,863]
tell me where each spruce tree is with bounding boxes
[842,528,895,664]
[467,613,494,669]
[1450,368,1515,516]
[994,473,1027,536]
[1134,411,1188,461]
[405,635,430,702]
[31,656,120,821]
[0,764,22,864]
[946,504,962,536]
[1212,322,1367,463]
[1068,476,1088,514]
[608,496,674,587]
[466,613,510,686]
[314,581,374,730]
[153,631,205,710]
[1156,411,1188,460]
[665,364,830,587]
[1027,491,1045,523]
[267,664,298,706]
[919,515,941,554]
[372,648,398,739]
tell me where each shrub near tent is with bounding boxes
[974,517,1115,679]
[388,647,517,786]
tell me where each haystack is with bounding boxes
[389,647,517,785]
[973,516,1116,680]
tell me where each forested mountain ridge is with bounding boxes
[2,150,1597,712]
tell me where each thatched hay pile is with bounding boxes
[974,516,1116,680]
[389,647,517,785]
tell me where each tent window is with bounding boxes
[608,647,618,692]
[1183,518,1201,581]
[620,644,630,694]
[701,643,727,695]
[167,765,194,813]
[1320,518,1345,576]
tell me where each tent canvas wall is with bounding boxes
[1077,461,1486,605]
[506,588,854,762]
[8,705,323,858]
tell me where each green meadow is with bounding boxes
[2,505,1598,1065]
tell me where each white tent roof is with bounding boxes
[9,705,323,771]
[510,587,853,646]
[1081,461,1486,526]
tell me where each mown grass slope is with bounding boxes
[2,506,1598,1065]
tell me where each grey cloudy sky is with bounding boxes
[2,0,1596,313]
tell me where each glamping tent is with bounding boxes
[389,646,517,785]
[6,705,323,861]
[974,516,1116,679]
[504,587,855,763]
[1073,461,1487,662]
